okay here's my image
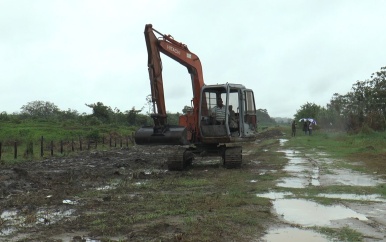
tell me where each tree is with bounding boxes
[294,102,321,122]
[126,107,142,126]
[85,102,112,123]
[182,105,192,114]
[256,109,275,124]
[20,100,59,118]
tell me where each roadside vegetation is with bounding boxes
[284,127,386,177]
[293,66,386,133]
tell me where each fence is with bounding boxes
[0,135,135,160]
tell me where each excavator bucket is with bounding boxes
[134,125,189,145]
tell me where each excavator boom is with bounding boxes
[135,24,205,145]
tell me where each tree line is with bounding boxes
[294,66,386,133]
[0,101,183,127]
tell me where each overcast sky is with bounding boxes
[1,0,386,118]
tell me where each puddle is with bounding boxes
[0,207,76,237]
[257,191,293,200]
[320,169,383,186]
[317,193,386,202]
[276,149,321,188]
[277,177,308,188]
[0,227,16,236]
[96,185,116,191]
[260,227,329,242]
[279,139,288,146]
[273,199,367,227]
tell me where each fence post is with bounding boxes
[60,140,63,154]
[120,138,122,148]
[51,141,54,156]
[109,136,112,147]
[41,136,44,157]
[14,141,17,159]
[26,141,33,157]
[72,139,74,152]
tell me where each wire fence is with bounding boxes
[0,134,135,160]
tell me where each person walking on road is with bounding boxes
[308,121,313,135]
[303,121,308,135]
[291,120,297,137]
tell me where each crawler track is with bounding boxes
[223,146,242,169]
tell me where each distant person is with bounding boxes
[211,97,227,124]
[291,120,297,137]
[308,121,313,135]
[303,121,308,135]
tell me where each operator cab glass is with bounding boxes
[199,84,256,143]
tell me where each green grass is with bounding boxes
[317,226,364,242]
[0,119,136,162]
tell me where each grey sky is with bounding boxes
[1,0,385,118]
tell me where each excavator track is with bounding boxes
[223,146,242,169]
[167,147,194,171]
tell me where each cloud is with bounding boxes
[1,0,386,118]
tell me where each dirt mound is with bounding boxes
[256,128,284,139]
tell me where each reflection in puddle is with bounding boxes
[273,199,367,226]
[261,227,329,242]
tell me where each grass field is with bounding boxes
[0,119,136,162]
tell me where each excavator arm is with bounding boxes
[144,24,204,126]
[135,24,205,145]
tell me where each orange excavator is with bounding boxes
[135,24,257,170]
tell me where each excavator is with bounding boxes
[135,24,257,170]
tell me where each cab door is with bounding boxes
[240,89,257,137]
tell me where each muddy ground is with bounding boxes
[1,129,386,241]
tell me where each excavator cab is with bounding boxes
[199,83,257,144]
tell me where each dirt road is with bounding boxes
[1,129,385,241]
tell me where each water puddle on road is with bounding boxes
[320,169,383,186]
[260,227,329,242]
[273,199,368,226]
[276,148,320,188]
[0,207,76,237]
[261,138,386,241]
[317,193,386,202]
[256,192,368,227]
